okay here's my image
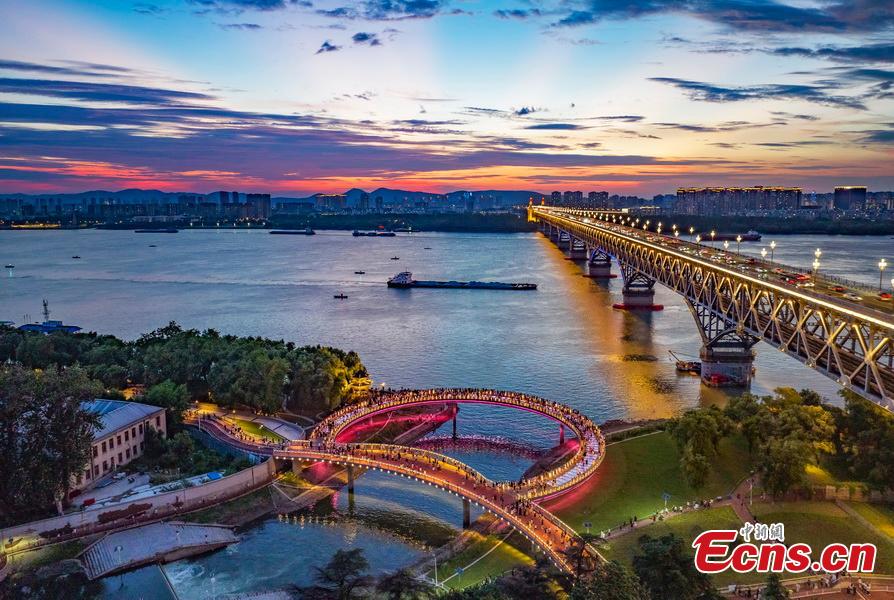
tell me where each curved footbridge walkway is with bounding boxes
[204,389,607,574]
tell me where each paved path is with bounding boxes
[729,476,757,524]
[80,521,238,579]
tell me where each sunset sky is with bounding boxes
[1,0,892,195]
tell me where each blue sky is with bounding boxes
[1,0,892,194]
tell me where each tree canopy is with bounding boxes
[671,387,894,497]
[0,364,101,522]
[632,534,720,600]
[0,322,368,416]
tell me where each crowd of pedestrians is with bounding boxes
[311,388,605,497]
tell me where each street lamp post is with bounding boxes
[761,247,767,262]
[813,257,821,284]
[710,230,716,247]
[696,234,702,245]
[689,226,695,242]
[736,234,742,255]
[770,240,776,263]
[879,259,888,291]
[723,240,730,252]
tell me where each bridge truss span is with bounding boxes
[531,206,894,409]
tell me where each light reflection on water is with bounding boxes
[8,228,883,597]
[1,228,870,423]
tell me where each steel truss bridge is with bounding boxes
[530,205,894,410]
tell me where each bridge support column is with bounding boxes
[584,247,616,279]
[462,499,471,529]
[686,301,757,388]
[548,225,559,242]
[557,230,571,250]
[452,414,457,440]
[700,346,755,388]
[568,237,587,260]
[559,425,565,445]
[614,265,663,311]
[347,465,355,493]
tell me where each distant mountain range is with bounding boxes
[2,187,547,208]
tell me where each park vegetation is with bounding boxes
[0,321,369,416]
[669,387,894,496]
[0,323,367,524]
[131,428,252,483]
[0,365,101,523]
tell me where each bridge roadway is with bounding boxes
[531,205,894,409]
[191,389,606,574]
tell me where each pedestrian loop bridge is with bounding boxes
[196,388,607,574]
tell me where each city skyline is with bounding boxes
[1,0,893,195]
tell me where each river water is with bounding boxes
[2,228,890,598]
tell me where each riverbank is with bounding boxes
[665,215,894,236]
[271,212,535,233]
[3,212,537,233]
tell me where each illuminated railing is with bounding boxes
[311,389,604,498]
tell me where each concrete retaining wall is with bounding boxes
[1,460,275,555]
[812,485,894,503]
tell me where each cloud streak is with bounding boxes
[649,77,867,110]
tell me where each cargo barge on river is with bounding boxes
[387,271,536,290]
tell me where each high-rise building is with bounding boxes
[551,191,561,204]
[833,186,867,211]
[315,194,347,211]
[587,191,609,208]
[675,187,802,215]
[246,193,271,219]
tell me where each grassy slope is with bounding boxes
[846,502,894,540]
[752,501,894,576]
[547,431,752,533]
[434,531,534,589]
[232,417,286,443]
[599,506,743,585]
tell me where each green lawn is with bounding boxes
[433,531,534,589]
[232,417,286,443]
[751,501,894,576]
[846,502,894,541]
[546,431,752,533]
[6,540,85,574]
[598,505,743,585]
[803,459,863,488]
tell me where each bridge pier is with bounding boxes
[614,265,663,311]
[462,498,471,529]
[347,465,355,493]
[559,425,565,445]
[548,225,559,242]
[700,346,755,388]
[568,237,587,260]
[686,301,758,388]
[584,247,616,279]
[557,230,571,250]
